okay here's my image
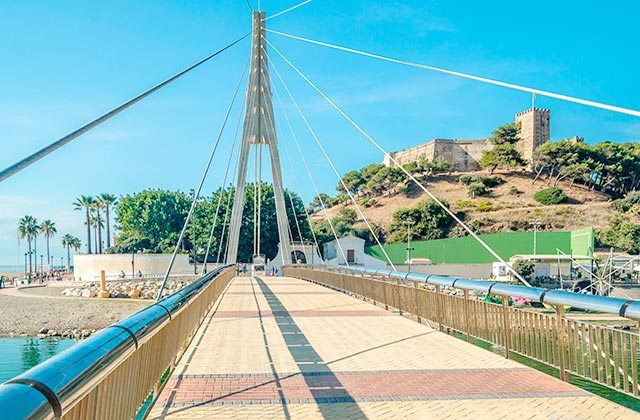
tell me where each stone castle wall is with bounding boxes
[383,108,550,171]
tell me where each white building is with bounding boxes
[323,235,387,269]
[266,242,323,275]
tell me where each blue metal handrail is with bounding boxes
[299,264,640,320]
[0,264,232,419]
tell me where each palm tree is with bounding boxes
[62,234,73,270]
[98,193,117,249]
[62,234,81,270]
[90,211,104,254]
[73,195,94,254]
[18,216,38,279]
[40,220,57,268]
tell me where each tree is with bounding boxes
[598,215,640,254]
[74,195,94,254]
[480,123,526,173]
[39,220,57,267]
[513,259,535,280]
[98,193,117,248]
[338,207,357,224]
[18,215,39,278]
[62,234,74,269]
[387,199,453,243]
[114,189,190,254]
[90,211,104,253]
[480,144,526,174]
[308,193,334,214]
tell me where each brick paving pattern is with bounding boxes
[149,276,638,419]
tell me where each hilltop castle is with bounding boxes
[383,108,550,172]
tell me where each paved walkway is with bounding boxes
[149,276,637,419]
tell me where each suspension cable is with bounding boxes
[265,79,322,263]
[259,83,310,260]
[266,52,396,270]
[266,30,640,118]
[268,39,532,285]
[202,107,245,273]
[267,67,349,266]
[263,0,313,22]
[0,33,250,184]
[156,56,249,300]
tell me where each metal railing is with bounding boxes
[285,265,640,399]
[0,264,234,419]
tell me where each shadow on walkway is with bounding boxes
[254,277,367,419]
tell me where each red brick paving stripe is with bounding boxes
[224,292,336,295]
[158,368,587,406]
[211,310,395,318]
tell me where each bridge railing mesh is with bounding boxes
[285,265,640,400]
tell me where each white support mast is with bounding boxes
[226,11,292,265]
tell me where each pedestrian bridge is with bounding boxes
[2,265,638,419]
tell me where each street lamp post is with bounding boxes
[131,250,135,280]
[60,257,63,271]
[405,219,415,273]
[40,255,44,274]
[24,253,27,278]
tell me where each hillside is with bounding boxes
[316,170,628,235]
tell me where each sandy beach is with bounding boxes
[0,286,151,336]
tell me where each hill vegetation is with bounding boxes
[311,121,640,254]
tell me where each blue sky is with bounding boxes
[0,0,638,264]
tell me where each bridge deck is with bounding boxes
[149,276,635,419]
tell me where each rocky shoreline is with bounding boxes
[60,277,197,300]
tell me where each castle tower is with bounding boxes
[515,108,550,162]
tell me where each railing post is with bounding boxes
[413,282,421,324]
[396,277,402,316]
[435,285,444,331]
[463,290,471,343]
[502,298,511,359]
[555,304,567,381]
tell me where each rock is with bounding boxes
[37,333,47,338]
[128,288,141,299]
[38,327,49,334]
[114,293,128,299]
[81,289,96,298]
[80,330,91,338]
[47,330,59,337]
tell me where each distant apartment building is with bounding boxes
[383,108,550,171]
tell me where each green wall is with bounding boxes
[366,228,594,264]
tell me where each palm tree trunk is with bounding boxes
[46,236,50,269]
[105,207,111,248]
[28,239,32,280]
[66,245,70,270]
[97,211,103,253]
[85,208,92,254]
[94,225,98,253]
[34,236,37,274]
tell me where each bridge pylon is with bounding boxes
[226,11,291,265]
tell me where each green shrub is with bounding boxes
[455,199,475,209]
[509,186,521,195]
[477,200,493,212]
[533,187,568,205]
[459,175,473,185]
[477,176,505,188]
[468,182,488,197]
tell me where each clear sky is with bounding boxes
[0,0,638,265]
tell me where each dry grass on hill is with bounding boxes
[316,170,627,234]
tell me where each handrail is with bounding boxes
[296,264,640,320]
[0,264,233,419]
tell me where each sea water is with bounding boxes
[0,337,76,382]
